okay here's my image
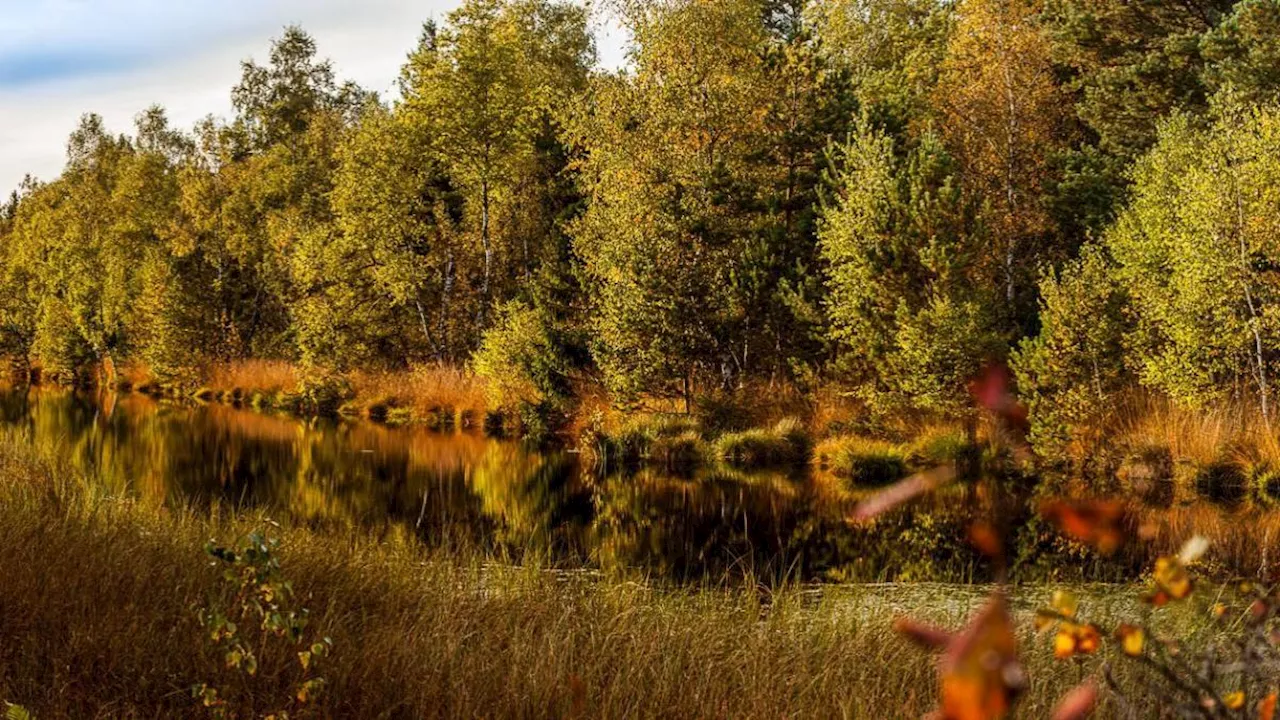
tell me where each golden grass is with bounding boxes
[205,359,300,397]
[1098,393,1280,467]
[0,428,1195,719]
[349,364,488,422]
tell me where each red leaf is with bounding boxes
[894,617,953,650]
[1040,499,1130,554]
[1050,682,1097,720]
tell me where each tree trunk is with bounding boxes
[439,246,455,364]
[479,177,492,330]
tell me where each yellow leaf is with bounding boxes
[1115,624,1144,657]
[1054,630,1077,659]
[1051,590,1078,618]
[1225,691,1245,710]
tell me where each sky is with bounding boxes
[0,0,627,195]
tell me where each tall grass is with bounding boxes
[348,364,488,426]
[205,360,300,397]
[0,429,1174,719]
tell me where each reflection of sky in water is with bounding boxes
[0,387,1267,585]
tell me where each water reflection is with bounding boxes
[2,387,1277,583]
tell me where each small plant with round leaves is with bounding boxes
[192,525,332,719]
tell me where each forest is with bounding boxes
[3,0,1280,460]
[11,1,1280,716]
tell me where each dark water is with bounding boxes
[0,388,1263,584]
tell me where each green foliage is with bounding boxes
[817,436,910,486]
[474,300,568,410]
[1203,0,1280,104]
[6,0,1280,445]
[820,125,1002,414]
[195,528,332,718]
[591,414,704,468]
[1106,102,1280,412]
[3,704,33,720]
[1013,244,1133,462]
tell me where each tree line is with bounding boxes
[2,0,1280,442]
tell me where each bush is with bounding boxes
[473,301,570,414]
[1012,244,1131,466]
[292,373,352,417]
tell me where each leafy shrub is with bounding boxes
[194,528,332,718]
[474,301,569,412]
[1013,244,1131,467]
[291,373,352,417]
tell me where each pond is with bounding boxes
[0,387,1267,584]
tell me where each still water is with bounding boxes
[0,387,1260,584]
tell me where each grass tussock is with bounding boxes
[589,413,705,467]
[815,436,910,487]
[714,417,811,468]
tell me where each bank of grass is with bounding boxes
[195,361,492,428]
[0,428,1191,718]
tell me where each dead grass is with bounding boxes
[205,360,300,397]
[349,364,488,425]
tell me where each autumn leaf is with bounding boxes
[938,593,1024,720]
[1258,692,1277,720]
[1050,682,1097,720]
[1115,624,1145,657]
[1040,499,1130,554]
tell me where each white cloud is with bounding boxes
[0,0,627,195]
